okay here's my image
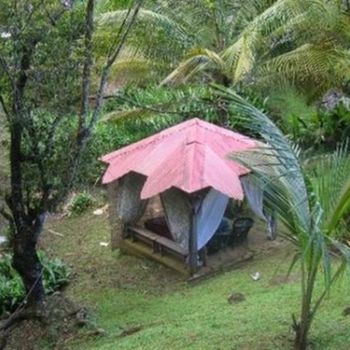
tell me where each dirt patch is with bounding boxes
[268,273,299,286]
[0,293,97,350]
[228,292,246,304]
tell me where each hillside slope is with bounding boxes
[39,211,350,350]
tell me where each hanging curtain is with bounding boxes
[116,172,148,224]
[241,175,277,240]
[161,188,191,251]
[195,189,230,250]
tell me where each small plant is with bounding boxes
[68,191,94,215]
[0,251,71,315]
[39,252,71,294]
[0,225,14,247]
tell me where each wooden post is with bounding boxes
[107,180,125,250]
[199,247,208,267]
[189,204,198,275]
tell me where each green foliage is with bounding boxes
[264,87,318,144]
[265,89,350,149]
[18,112,78,212]
[314,103,350,148]
[0,224,13,241]
[159,0,350,101]
[0,0,85,114]
[236,86,350,150]
[0,255,24,314]
[68,191,94,215]
[94,3,193,86]
[0,252,71,315]
[102,85,216,122]
[310,143,350,240]
[217,86,350,348]
[39,252,71,294]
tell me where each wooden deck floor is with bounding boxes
[119,219,288,281]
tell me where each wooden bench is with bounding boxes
[127,226,159,252]
[155,236,187,261]
[127,226,188,261]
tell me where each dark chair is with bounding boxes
[231,217,254,244]
[206,218,231,255]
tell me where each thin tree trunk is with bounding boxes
[12,223,45,306]
[294,266,317,350]
[9,119,46,306]
[294,317,311,350]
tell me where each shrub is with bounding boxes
[39,252,71,294]
[0,251,71,315]
[68,191,94,215]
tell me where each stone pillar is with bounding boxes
[107,180,124,250]
[188,204,198,276]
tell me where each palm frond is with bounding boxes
[214,87,350,293]
[257,44,350,88]
[160,49,224,86]
[97,8,191,44]
[222,34,258,84]
[100,108,154,123]
[311,143,350,236]
[109,57,167,85]
[222,0,308,81]
[214,86,311,236]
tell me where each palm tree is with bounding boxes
[215,86,350,349]
[93,0,279,88]
[162,0,350,100]
[94,1,194,87]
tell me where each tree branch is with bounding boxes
[0,204,14,224]
[0,94,11,122]
[55,0,144,202]
[0,55,17,94]
[89,0,145,129]
[79,0,94,131]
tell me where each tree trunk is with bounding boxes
[12,223,45,306]
[294,269,315,350]
[294,319,311,350]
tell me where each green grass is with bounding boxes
[43,210,350,350]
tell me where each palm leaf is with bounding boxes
[97,9,191,44]
[100,108,153,123]
[222,0,309,80]
[214,86,350,283]
[258,44,350,88]
[214,86,311,235]
[311,143,350,236]
[160,49,224,86]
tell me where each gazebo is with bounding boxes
[101,118,274,275]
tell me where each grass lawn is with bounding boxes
[42,208,350,350]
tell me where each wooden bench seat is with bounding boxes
[156,236,187,259]
[127,225,188,261]
[128,226,159,252]
[129,226,159,241]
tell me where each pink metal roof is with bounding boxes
[101,118,256,200]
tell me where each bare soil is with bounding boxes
[0,293,96,350]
